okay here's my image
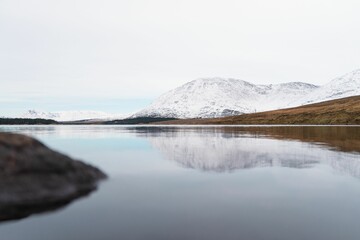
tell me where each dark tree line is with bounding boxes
[0,118,57,125]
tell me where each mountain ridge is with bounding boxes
[135,69,360,119]
[134,78,320,118]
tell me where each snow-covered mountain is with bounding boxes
[290,69,360,106]
[134,69,360,119]
[134,78,319,118]
[22,110,128,122]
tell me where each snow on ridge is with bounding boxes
[134,78,320,119]
[290,68,360,106]
[134,69,360,119]
[134,77,262,118]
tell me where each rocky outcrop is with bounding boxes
[0,132,106,221]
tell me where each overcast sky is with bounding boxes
[1,0,359,116]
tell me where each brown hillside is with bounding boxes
[155,95,360,125]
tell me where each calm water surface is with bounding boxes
[0,125,360,240]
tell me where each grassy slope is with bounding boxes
[155,95,360,125]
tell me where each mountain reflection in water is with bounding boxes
[4,126,359,177]
[136,126,360,178]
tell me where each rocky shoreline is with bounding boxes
[0,132,106,221]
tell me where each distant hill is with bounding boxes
[21,110,128,122]
[154,95,360,125]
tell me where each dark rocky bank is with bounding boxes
[0,132,106,221]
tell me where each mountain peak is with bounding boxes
[135,78,318,118]
[187,77,252,86]
[285,69,360,106]
[331,68,360,84]
[349,68,360,74]
[135,69,360,119]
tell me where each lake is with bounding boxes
[0,125,360,240]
